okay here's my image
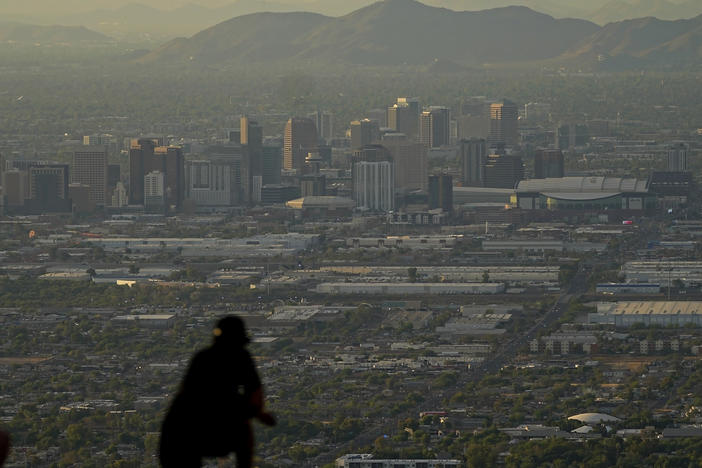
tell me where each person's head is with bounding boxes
[213,316,250,346]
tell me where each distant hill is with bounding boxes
[587,0,702,25]
[138,0,599,66]
[0,22,110,43]
[7,0,702,42]
[57,1,296,40]
[560,14,702,67]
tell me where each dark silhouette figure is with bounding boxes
[0,429,9,467]
[160,316,275,467]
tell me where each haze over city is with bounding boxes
[2,0,702,466]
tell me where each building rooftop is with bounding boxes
[568,413,620,423]
[286,196,355,209]
[598,301,702,316]
[517,177,648,193]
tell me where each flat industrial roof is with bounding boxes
[599,302,702,315]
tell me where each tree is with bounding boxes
[408,267,418,283]
[482,270,490,283]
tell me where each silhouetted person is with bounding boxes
[160,316,275,467]
[0,429,9,467]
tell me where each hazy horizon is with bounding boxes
[2,0,701,44]
[0,0,672,16]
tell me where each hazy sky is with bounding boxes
[1,0,607,15]
[0,0,693,24]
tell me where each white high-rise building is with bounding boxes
[144,170,165,211]
[353,160,395,212]
[185,160,234,207]
[111,182,128,207]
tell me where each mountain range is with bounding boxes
[561,14,702,67]
[3,0,702,41]
[138,0,599,65]
[588,0,702,25]
[0,22,110,43]
[136,0,702,68]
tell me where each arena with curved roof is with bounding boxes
[514,177,656,211]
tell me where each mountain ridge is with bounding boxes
[138,0,599,66]
[0,22,110,43]
[560,13,702,66]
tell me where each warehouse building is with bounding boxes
[336,454,460,468]
[314,282,505,295]
[589,302,702,327]
[623,261,702,287]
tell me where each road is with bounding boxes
[467,263,590,381]
[307,263,592,466]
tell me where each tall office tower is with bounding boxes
[185,160,236,207]
[262,145,282,185]
[367,108,387,128]
[26,164,71,213]
[397,97,420,117]
[241,116,264,202]
[72,146,107,205]
[352,145,395,212]
[428,174,453,212]
[154,146,185,210]
[382,132,427,191]
[350,119,380,149]
[419,107,451,148]
[2,170,26,206]
[534,149,564,179]
[284,117,318,171]
[107,164,121,189]
[229,130,241,144]
[308,110,334,144]
[129,138,155,205]
[387,97,420,140]
[144,170,165,213]
[667,143,688,172]
[240,116,262,147]
[459,138,487,187]
[29,164,69,201]
[129,139,184,210]
[482,153,524,189]
[488,99,519,147]
[457,97,491,140]
[206,145,246,205]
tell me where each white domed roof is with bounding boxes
[567,413,620,424]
